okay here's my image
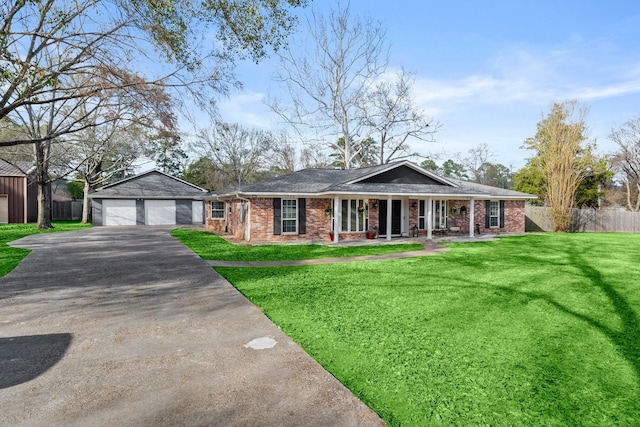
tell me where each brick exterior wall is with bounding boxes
[474,199,525,234]
[205,197,526,242]
[205,201,226,233]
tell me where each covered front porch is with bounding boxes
[328,195,481,243]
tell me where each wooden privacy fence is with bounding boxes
[52,201,83,221]
[526,205,640,233]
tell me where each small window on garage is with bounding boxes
[211,201,225,219]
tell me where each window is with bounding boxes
[418,200,426,229]
[282,199,297,233]
[211,201,225,219]
[489,201,499,227]
[340,199,368,232]
[434,199,447,229]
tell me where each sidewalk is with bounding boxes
[208,241,449,268]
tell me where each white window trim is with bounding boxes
[340,199,369,232]
[434,199,447,230]
[489,200,500,228]
[210,201,225,219]
[282,199,298,234]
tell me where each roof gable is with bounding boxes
[350,161,457,187]
[356,164,445,185]
[95,170,206,198]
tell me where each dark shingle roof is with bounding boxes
[450,179,535,198]
[210,161,536,199]
[0,160,35,176]
[92,170,206,199]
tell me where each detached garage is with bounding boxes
[90,170,206,226]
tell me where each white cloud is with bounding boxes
[217,91,274,128]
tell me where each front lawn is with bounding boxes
[171,228,423,261]
[0,221,91,276]
[217,233,640,426]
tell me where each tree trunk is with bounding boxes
[36,181,52,229]
[81,179,91,224]
[34,141,53,229]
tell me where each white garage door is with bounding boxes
[103,199,136,226]
[145,200,176,225]
[192,201,203,224]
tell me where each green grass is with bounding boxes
[216,233,640,426]
[0,221,91,276]
[170,228,424,261]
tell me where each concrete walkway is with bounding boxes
[208,241,449,268]
[0,227,384,426]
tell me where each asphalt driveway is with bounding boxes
[0,227,383,426]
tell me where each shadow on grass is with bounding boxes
[492,243,640,386]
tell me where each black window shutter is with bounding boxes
[499,200,505,228]
[273,198,281,235]
[298,198,306,234]
[485,200,490,228]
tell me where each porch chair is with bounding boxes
[448,219,461,236]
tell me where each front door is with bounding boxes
[379,199,402,236]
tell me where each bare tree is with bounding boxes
[610,117,640,211]
[365,69,440,164]
[1,0,307,227]
[459,143,495,183]
[269,130,299,174]
[523,100,594,231]
[269,4,388,169]
[1,0,308,134]
[193,122,274,188]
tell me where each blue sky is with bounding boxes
[216,0,640,170]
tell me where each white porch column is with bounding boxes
[333,196,340,243]
[427,197,433,239]
[386,196,393,241]
[469,198,475,237]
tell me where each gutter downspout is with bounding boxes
[235,193,251,242]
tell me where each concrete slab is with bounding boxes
[0,226,384,426]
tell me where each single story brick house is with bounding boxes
[205,161,536,243]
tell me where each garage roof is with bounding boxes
[91,170,206,199]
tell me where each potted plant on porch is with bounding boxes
[366,226,378,239]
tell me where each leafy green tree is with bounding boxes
[514,157,610,208]
[513,161,546,206]
[476,162,513,188]
[329,137,377,169]
[67,181,84,200]
[183,157,217,190]
[420,159,440,173]
[441,159,468,179]
[146,131,188,177]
